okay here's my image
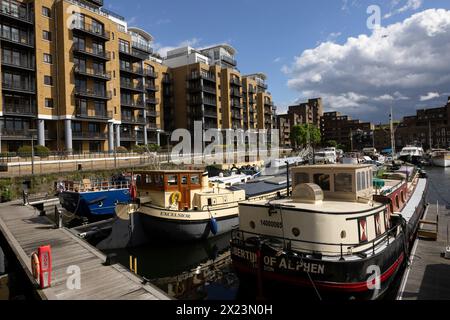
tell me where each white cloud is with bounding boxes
[420,92,440,101]
[384,0,423,19]
[284,9,450,122]
[273,57,282,63]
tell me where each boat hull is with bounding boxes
[432,157,450,167]
[59,189,131,218]
[139,205,239,242]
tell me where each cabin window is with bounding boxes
[396,195,400,209]
[313,174,330,191]
[155,174,163,186]
[167,175,178,186]
[294,173,309,186]
[181,175,188,185]
[357,172,364,191]
[145,175,152,184]
[334,173,352,192]
[401,191,405,202]
[191,175,200,185]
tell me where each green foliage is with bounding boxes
[147,144,161,152]
[290,124,321,147]
[116,146,128,153]
[326,140,337,148]
[34,145,50,158]
[0,185,12,202]
[17,145,33,158]
[131,144,147,154]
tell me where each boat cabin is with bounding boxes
[134,170,207,210]
[291,165,374,203]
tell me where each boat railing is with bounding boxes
[60,180,130,192]
[231,223,400,260]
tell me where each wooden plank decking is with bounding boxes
[398,204,450,300]
[0,201,170,300]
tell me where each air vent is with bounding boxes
[292,183,324,204]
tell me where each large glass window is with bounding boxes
[294,172,309,186]
[314,174,330,191]
[167,175,178,186]
[335,173,353,192]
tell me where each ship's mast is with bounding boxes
[390,106,395,159]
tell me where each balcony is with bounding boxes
[204,109,218,119]
[146,84,160,92]
[74,88,112,100]
[119,47,148,61]
[203,86,217,95]
[146,97,160,105]
[220,55,237,67]
[162,76,172,84]
[3,104,36,117]
[230,78,242,87]
[132,41,153,54]
[187,72,216,82]
[0,33,34,48]
[230,88,242,97]
[0,1,33,24]
[145,69,158,78]
[230,100,243,109]
[75,106,112,121]
[120,65,144,76]
[0,129,51,140]
[121,115,146,125]
[120,81,144,93]
[147,123,160,131]
[146,110,160,117]
[121,99,145,109]
[86,0,104,6]
[73,44,111,61]
[120,131,137,141]
[74,66,111,81]
[2,82,35,94]
[1,58,35,71]
[73,131,108,140]
[257,81,268,90]
[72,21,110,41]
[232,113,242,120]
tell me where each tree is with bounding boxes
[326,140,337,148]
[290,124,321,148]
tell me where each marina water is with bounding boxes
[104,167,450,300]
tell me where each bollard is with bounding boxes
[54,206,63,229]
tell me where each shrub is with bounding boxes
[35,145,50,158]
[1,187,12,203]
[147,144,161,152]
[17,145,33,158]
[131,144,146,154]
[116,146,128,153]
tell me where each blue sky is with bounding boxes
[106,0,450,123]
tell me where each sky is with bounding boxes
[105,0,450,124]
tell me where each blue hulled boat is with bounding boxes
[58,175,132,219]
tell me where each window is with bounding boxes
[43,30,51,41]
[43,53,52,64]
[190,175,200,185]
[181,176,188,185]
[294,173,309,186]
[357,172,364,191]
[42,6,51,18]
[44,75,53,85]
[145,175,152,184]
[335,173,352,192]
[45,98,54,109]
[167,175,178,186]
[313,174,330,191]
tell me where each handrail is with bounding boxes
[61,180,130,193]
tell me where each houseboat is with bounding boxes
[431,150,450,167]
[128,170,290,242]
[58,175,131,219]
[230,164,428,300]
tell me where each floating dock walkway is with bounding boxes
[0,201,170,300]
[398,203,450,300]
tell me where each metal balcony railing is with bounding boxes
[121,115,146,125]
[0,0,33,24]
[146,84,160,92]
[73,44,111,60]
[74,66,111,80]
[3,104,36,116]
[144,69,158,78]
[72,21,110,40]
[121,99,145,108]
[75,106,112,120]
[2,81,35,94]
[120,65,144,76]
[120,81,144,92]
[74,88,112,100]
[146,97,160,105]
[119,47,148,60]
[132,41,153,54]
[230,78,242,86]
[73,131,108,140]
[1,58,35,71]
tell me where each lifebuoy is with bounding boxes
[174,281,185,296]
[170,192,182,206]
[31,252,40,280]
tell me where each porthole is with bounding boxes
[341,231,347,239]
[98,201,104,208]
[250,221,256,229]
[292,228,300,237]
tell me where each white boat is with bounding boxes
[209,172,252,187]
[432,150,450,167]
[340,152,363,165]
[398,146,425,165]
[314,150,336,164]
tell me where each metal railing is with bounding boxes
[132,41,153,54]
[1,58,35,70]
[121,99,145,108]
[75,88,112,100]
[72,131,108,139]
[121,115,146,125]
[145,84,160,91]
[75,107,112,120]
[144,69,158,78]
[72,44,111,60]
[2,81,35,93]
[120,81,144,92]
[74,66,111,80]
[3,104,36,116]
[61,179,130,193]
[0,0,33,23]
[72,21,111,40]
[120,65,144,75]
[119,47,148,60]
[0,33,34,47]
[230,78,242,86]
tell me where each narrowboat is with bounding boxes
[230,164,428,300]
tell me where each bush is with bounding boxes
[131,145,146,154]
[147,144,161,152]
[35,145,50,158]
[1,187,12,203]
[116,146,128,153]
[17,145,33,158]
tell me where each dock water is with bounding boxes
[0,201,170,300]
[398,204,450,300]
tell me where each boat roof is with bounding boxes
[134,170,205,174]
[293,164,372,170]
[228,176,288,198]
[244,198,384,214]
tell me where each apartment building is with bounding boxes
[0,0,277,154]
[288,98,323,129]
[321,111,375,151]
[395,100,450,150]
[164,46,277,134]
[277,114,291,148]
